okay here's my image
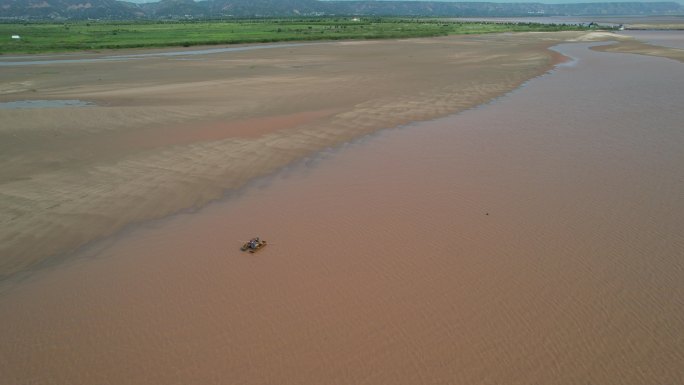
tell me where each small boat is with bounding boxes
[241,237,267,253]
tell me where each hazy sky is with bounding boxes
[322,0,684,3]
[124,0,684,4]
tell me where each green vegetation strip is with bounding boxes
[0,18,600,54]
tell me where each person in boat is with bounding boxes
[249,237,260,249]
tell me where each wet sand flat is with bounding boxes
[591,33,684,62]
[0,32,587,278]
[1,34,683,384]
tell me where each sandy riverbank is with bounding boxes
[581,30,684,62]
[0,31,603,279]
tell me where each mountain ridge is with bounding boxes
[1,0,682,20]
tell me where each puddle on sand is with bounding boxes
[0,42,327,66]
[0,99,95,109]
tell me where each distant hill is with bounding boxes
[140,0,209,18]
[1,0,682,20]
[0,0,145,19]
[207,0,329,17]
[331,1,684,17]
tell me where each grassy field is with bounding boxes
[0,18,598,54]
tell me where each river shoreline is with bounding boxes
[0,32,591,280]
